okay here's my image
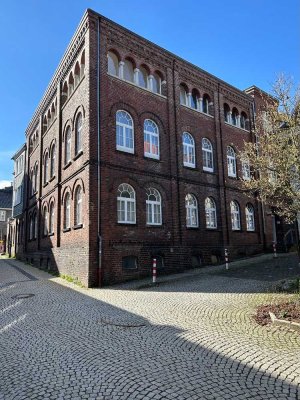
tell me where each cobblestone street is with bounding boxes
[1,255,300,400]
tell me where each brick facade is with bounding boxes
[18,9,274,287]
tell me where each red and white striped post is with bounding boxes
[225,248,229,270]
[273,241,277,258]
[152,258,157,283]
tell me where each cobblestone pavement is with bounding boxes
[0,255,300,400]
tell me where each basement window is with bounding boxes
[122,256,138,270]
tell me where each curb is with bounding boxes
[269,311,300,333]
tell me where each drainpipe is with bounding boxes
[97,17,102,286]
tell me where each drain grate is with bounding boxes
[12,294,35,299]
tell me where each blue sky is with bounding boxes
[0,0,299,186]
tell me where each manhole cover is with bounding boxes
[12,294,35,299]
[100,317,146,327]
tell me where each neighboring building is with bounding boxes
[18,9,273,286]
[0,186,13,254]
[7,145,27,257]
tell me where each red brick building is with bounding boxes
[19,9,273,286]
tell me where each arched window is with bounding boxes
[33,163,38,193]
[62,81,68,104]
[64,192,71,229]
[202,94,210,114]
[182,132,195,168]
[246,204,255,231]
[107,51,119,76]
[80,50,85,78]
[29,213,33,240]
[49,202,55,234]
[180,85,188,106]
[230,201,241,230]
[205,197,217,229]
[43,206,48,236]
[44,152,49,184]
[240,112,248,130]
[74,186,82,226]
[191,89,200,110]
[231,108,239,126]
[30,169,34,196]
[124,59,134,82]
[242,159,251,180]
[227,146,237,177]
[68,72,74,96]
[74,62,81,86]
[75,113,83,155]
[224,103,230,123]
[116,110,134,153]
[185,194,198,227]
[65,127,71,164]
[146,188,162,225]
[138,66,148,88]
[202,138,213,172]
[43,116,48,132]
[50,144,55,178]
[152,72,162,94]
[117,183,136,224]
[144,119,159,159]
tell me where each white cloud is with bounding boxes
[0,180,12,189]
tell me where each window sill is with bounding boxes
[63,161,72,170]
[186,226,199,229]
[180,104,214,118]
[73,224,83,230]
[227,175,237,180]
[73,150,83,161]
[49,175,55,182]
[246,229,256,233]
[117,222,136,225]
[30,191,38,199]
[203,168,214,173]
[146,224,163,227]
[205,227,217,230]
[183,164,196,170]
[116,147,135,155]
[232,229,242,232]
[63,228,71,233]
[43,182,49,188]
[48,232,54,237]
[144,154,160,161]
[224,121,250,133]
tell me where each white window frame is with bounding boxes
[144,119,160,159]
[202,138,214,172]
[246,204,255,231]
[65,127,71,164]
[227,146,237,177]
[49,203,55,234]
[0,210,6,222]
[43,207,48,236]
[230,201,241,231]
[44,152,49,184]
[75,187,82,226]
[205,197,217,229]
[146,188,162,225]
[116,110,134,154]
[242,160,251,180]
[75,113,83,154]
[183,132,196,168]
[64,193,71,229]
[117,183,136,224]
[185,194,199,228]
[50,145,56,178]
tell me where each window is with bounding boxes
[65,127,71,164]
[33,163,38,193]
[107,51,119,76]
[138,66,148,88]
[74,186,82,226]
[246,204,255,231]
[74,62,80,86]
[202,138,213,172]
[242,159,251,180]
[191,89,199,110]
[144,119,159,159]
[180,85,188,106]
[224,103,230,123]
[185,194,198,227]
[49,203,55,234]
[202,94,210,114]
[230,201,241,231]
[68,72,74,96]
[152,72,162,94]
[124,59,134,82]
[64,192,71,229]
[50,144,55,178]
[29,214,33,240]
[240,112,248,129]
[146,188,162,225]
[117,183,136,224]
[231,108,239,126]
[43,206,48,236]
[62,82,68,104]
[122,256,138,270]
[44,152,49,184]
[183,132,195,168]
[116,110,134,153]
[75,113,83,154]
[227,146,237,177]
[33,212,37,239]
[0,210,6,222]
[205,197,217,229]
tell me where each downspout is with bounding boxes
[217,83,230,246]
[97,17,102,286]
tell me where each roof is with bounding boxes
[11,143,26,160]
[0,186,13,209]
